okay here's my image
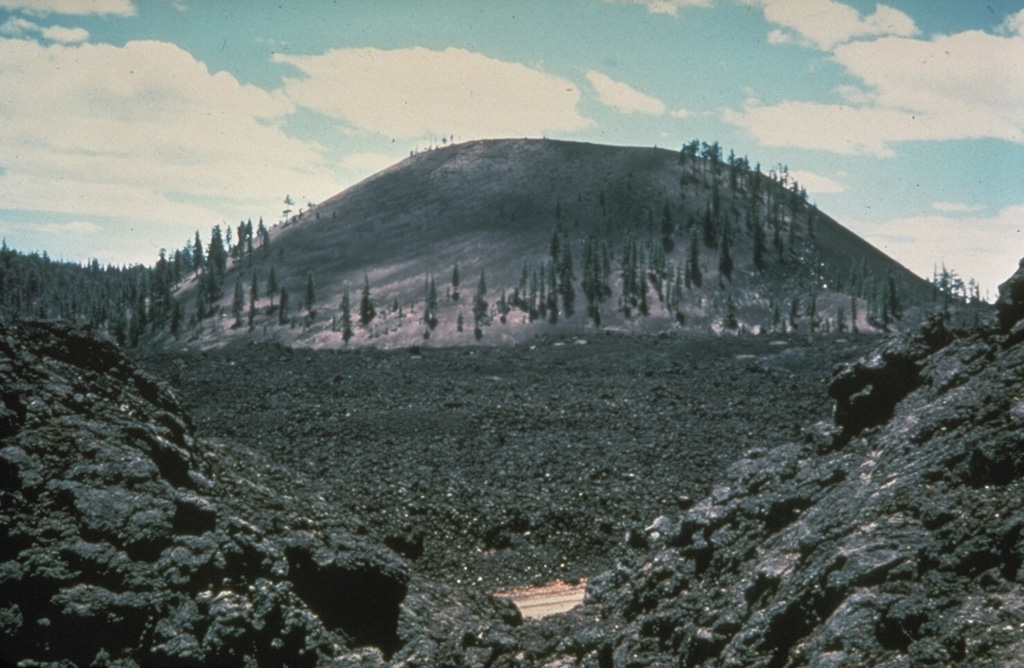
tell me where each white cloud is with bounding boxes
[1000,8,1024,35]
[274,47,594,140]
[3,18,90,43]
[670,107,693,119]
[0,0,134,15]
[586,70,666,115]
[851,204,1024,296]
[788,169,846,194]
[742,0,918,50]
[41,24,88,43]
[725,23,1024,155]
[601,0,710,16]
[932,202,986,213]
[0,38,334,238]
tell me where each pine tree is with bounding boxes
[207,225,228,296]
[248,272,258,330]
[688,228,702,288]
[752,216,767,272]
[473,269,488,327]
[719,223,734,281]
[170,300,182,339]
[359,274,376,325]
[232,277,244,328]
[192,232,204,275]
[424,275,439,329]
[278,287,289,325]
[546,261,558,324]
[451,263,461,301]
[268,266,278,308]
[340,290,353,342]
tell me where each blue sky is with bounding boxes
[1,0,1022,295]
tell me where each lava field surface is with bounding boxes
[138,332,877,590]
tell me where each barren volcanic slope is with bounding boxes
[167,139,934,349]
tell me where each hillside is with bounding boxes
[166,138,936,348]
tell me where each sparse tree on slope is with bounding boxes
[340,289,353,343]
[232,277,244,328]
[278,287,289,325]
[359,274,376,325]
[268,266,278,308]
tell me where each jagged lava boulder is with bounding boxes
[495,264,1024,667]
[0,321,410,667]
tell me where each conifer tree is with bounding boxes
[278,287,289,325]
[753,216,767,272]
[687,228,702,288]
[719,223,734,281]
[248,272,258,330]
[359,274,376,325]
[546,261,558,324]
[424,274,439,329]
[473,269,488,327]
[268,266,278,308]
[192,232,204,275]
[340,290,353,342]
[232,277,244,328]
[170,300,182,339]
[451,263,460,301]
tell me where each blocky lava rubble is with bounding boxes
[485,266,1024,667]
[5,258,1024,667]
[0,321,514,667]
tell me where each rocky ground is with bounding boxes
[0,321,513,667]
[6,264,1024,667]
[138,332,872,591]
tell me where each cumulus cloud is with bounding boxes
[725,21,1024,155]
[850,204,1024,296]
[0,0,134,15]
[744,0,918,50]
[0,37,333,234]
[274,47,594,140]
[586,70,666,115]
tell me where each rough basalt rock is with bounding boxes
[488,269,1024,666]
[0,321,412,667]
[996,257,1024,329]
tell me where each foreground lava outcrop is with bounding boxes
[0,322,421,666]
[488,275,1024,666]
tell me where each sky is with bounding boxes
[1,0,1023,296]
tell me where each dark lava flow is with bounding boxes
[138,332,876,590]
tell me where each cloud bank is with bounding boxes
[274,47,594,140]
